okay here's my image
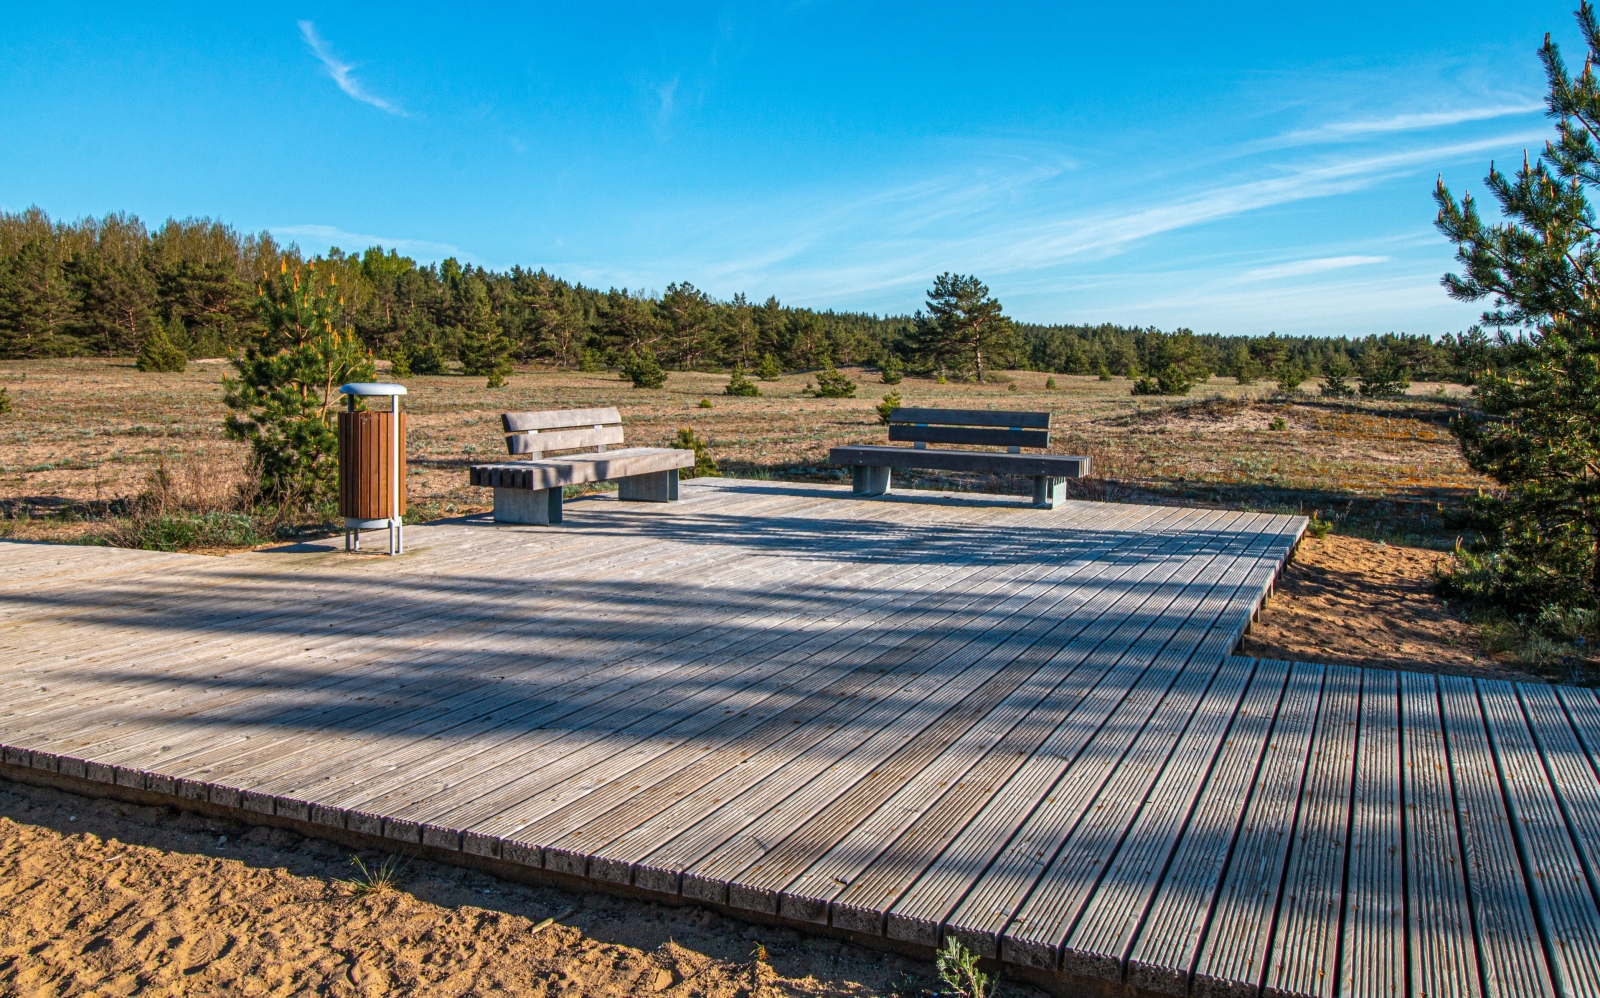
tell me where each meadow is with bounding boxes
[0,357,1483,549]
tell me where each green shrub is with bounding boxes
[1131,364,1193,396]
[936,937,992,998]
[808,361,856,398]
[127,511,267,551]
[877,390,902,424]
[620,345,667,389]
[725,366,761,397]
[1307,511,1333,539]
[880,356,904,384]
[0,387,10,414]
[1269,416,1287,431]
[1319,357,1356,398]
[1045,376,1057,389]
[401,339,448,376]
[698,398,714,408]
[136,320,188,373]
[578,349,606,372]
[756,352,782,381]
[1096,363,1112,381]
[673,426,718,478]
[1275,363,1305,395]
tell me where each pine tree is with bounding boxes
[457,288,514,387]
[908,273,1016,382]
[136,316,188,372]
[223,262,374,502]
[1433,2,1600,617]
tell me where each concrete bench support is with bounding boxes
[851,465,892,497]
[494,486,564,525]
[1033,475,1066,509]
[618,470,679,502]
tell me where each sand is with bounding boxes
[0,781,990,998]
[1239,533,1533,681]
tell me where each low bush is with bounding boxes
[724,366,761,396]
[756,353,782,381]
[877,390,902,424]
[1131,364,1192,396]
[620,346,667,389]
[673,426,719,478]
[807,361,856,398]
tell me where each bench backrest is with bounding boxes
[503,407,624,457]
[887,407,1050,451]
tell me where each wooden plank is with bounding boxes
[778,516,1273,931]
[646,510,1233,908]
[1536,687,1600,909]
[538,506,1184,885]
[936,518,1285,960]
[827,445,1090,479]
[414,504,1185,852]
[1402,671,1482,998]
[502,407,621,432]
[996,655,1232,969]
[505,424,625,455]
[1333,668,1404,998]
[1189,661,1326,998]
[828,515,1280,941]
[1258,663,1360,998]
[888,408,1051,428]
[1438,675,1552,998]
[1478,680,1599,995]
[1049,654,1260,984]
[617,511,1228,902]
[1118,658,1293,995]
[887,424,1050,450]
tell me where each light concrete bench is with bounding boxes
[468,407,693,524]
[829,406,1091,508]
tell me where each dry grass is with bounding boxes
[0,358,1486,546]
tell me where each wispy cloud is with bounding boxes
[271,224,467,262]
[1238,255,1389,282]
[1271,103,1543,147]
[297,21,404,116]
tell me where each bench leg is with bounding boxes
[851,465,891,497]
[494,486,560,525]
[1033,476,1066,509]
[618,470,679,502]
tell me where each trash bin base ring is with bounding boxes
[344,517,401,530]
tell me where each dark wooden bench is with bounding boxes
[468,407,693,524]
[828,407,1091,508]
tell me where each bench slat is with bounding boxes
[888,408,1050,429]
[829,445,1090,478]
[470,447,692,490]
[507,425,626,455]
[888,425,1050,449]
[503,407,622,432]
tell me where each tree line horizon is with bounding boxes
[0,204,1490,385]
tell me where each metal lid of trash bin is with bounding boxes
[339,382,408,396]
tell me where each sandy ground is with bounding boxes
[0,781,994,998]
[1239,534,1535,681]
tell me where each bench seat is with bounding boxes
[827,444,1090,479]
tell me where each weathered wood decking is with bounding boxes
[2,479,1598,996]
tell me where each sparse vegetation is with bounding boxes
[724,365,760,397]
[807,359,857,398]
[673,426,718,479]
[935,937,993,998]
[620,345,667,389]
[877,390,903,424]
[338,853,407,895]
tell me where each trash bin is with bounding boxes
[337,382,407,554]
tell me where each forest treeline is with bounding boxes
[0,205,1486,381]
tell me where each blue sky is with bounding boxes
[0,3,1569,335]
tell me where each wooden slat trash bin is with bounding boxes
[337,382,407,554]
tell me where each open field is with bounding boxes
[0,358,1483,544]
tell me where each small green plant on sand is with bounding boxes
[725,366,761,397]
[1269,416,1287,431]
[0,387,11,414]
[673,426,719,479]
[877,390,903,424]
[1045,376,1057,390]
[1307,510,1333,539]
[936,937,993,998]
[698,398,714,408]
[339,853,406,895]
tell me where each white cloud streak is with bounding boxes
[271,224,467,262]
[1271,103,1543,146]
[297,21,404,116]
[1238,255,1390,282]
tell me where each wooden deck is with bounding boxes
[1,479,1597,996]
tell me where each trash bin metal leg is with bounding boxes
[1033,475,1065,509]
[493,487,556,524]
[618,470,678,502]
[852,465,891,496]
